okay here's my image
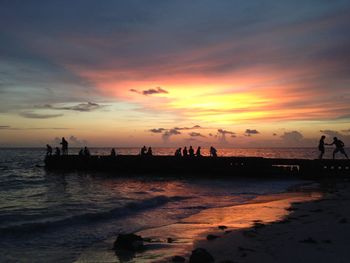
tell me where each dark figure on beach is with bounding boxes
[318,136,326,159]
[84,146,91,156]
[196,146,202,157]
[183,147,188,157]
[46,144,52,156]
[330,137,349,160]
[210,146,217,157]
[111,148,116,157]
[189,146,195,157]
[140,146,147,156]
[55,147,60,156]
[175,148,182,157]
[60,137,68,155]
[78,148,84,156]
[147,147,153,156]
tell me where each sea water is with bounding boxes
[0,148,342,262]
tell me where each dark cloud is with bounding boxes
[273,133,277,136]
[280,131,304,144]
[174,125,201,131]
[37,102,104,112]
[149,128,166,133]
[217,129,235,144]
[130,87,168,96]
[162,129,181,142]
[0,125,11,129]
[217,129,235,135]
[245,129,260,136]
[188,132,206,138]
[20,112,64,119]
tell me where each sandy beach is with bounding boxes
[74,178,350,263]
[191,179,350,263]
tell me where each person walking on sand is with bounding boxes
[318,136,326,159]
[329,137,349,160]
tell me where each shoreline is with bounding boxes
[75,181,322,262]
[189,178,350,263]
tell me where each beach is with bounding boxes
[182,179,350,263]
[80,179,350,263]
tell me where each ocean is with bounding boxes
[0,147,343,262]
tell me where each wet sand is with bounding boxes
[191,180,350,263]
[132,185,321,262]
[76,180,350,263]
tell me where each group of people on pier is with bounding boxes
[46,137,69,156]
[173,146,217,157]
[318,136,349,160]
[46,136,348,160]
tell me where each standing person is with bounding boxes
[196,146,202,157]
[46,144,53,156]
[329,137,349,160]
[147,147,153,156]
[189,146,194,157]
[318,136,326,159]
[182,147,188,157]
[60,137,68,155]
[110,148,116,157]
[210,146,217,157]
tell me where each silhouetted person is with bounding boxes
[141,146,147,156]
[175,148,182,157]
[78,148,84,156]
[330,137,349,159]
[111,148,116,157]
[55,147,60,156]
[147,147,153,156]
[196,146,202,157]
[210,146,217,157]
[318,136,326,159]
[84,146,90,156]
[60,137,68,155]
[189,146,195,157]
[46,144,52,156]
[182,147,188,157]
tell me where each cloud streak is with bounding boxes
[130,87,168,96]
[20,112,64,119]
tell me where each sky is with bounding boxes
[1,0,350,147]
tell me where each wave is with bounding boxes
[0,195,190,236]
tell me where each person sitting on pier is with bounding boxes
[175,148,182,157]
[55,147,61,156]
[318,136,326,159]
[46,144,53,156]
[189,146,195,157]
[196,146,202,157]
[60,137,68,155]
[182,147,188,157]
[147,147,153,156]
[140,146,147,156]
[111,148,116,157]
[329,137,349,160]
[78,148,84,156]
[84,146,91,156]
[210,146,217,157]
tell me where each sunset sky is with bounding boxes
[1,0,350,147]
